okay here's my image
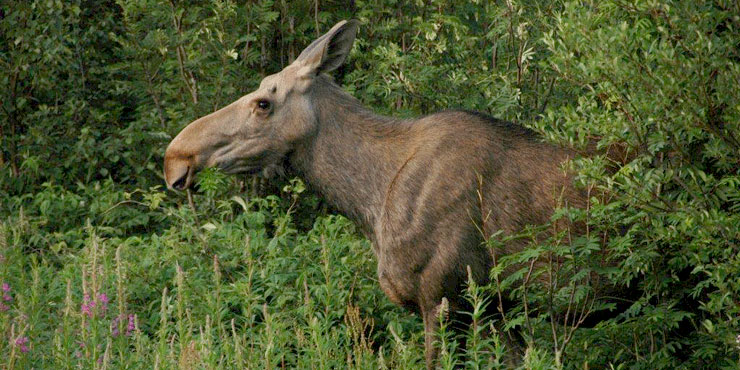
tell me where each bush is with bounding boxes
[1,0,738,368]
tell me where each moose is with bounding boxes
[164,20,611,368]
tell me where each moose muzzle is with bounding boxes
[164,120,208,190]
[164,149,194,190]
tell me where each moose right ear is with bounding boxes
[294,20,359,78]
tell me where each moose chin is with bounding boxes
[164,20,625,369]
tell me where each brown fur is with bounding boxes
[164,20,598,368]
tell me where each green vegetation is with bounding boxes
[1,0,739,368]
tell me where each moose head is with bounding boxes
[164,20,359,190]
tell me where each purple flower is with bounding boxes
[81,292,111,318]
[97,293,109,313]
[0,303,8,312]
[15,336,29,353]
[111,314,136,337]
[111,316,121,337]
[126,314,136,336]
[2,283,10,304]
[81,294,95,318]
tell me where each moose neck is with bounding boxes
[289,76,409,236]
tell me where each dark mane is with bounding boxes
[452,110,540,140]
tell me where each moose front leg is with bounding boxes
[377,259,450,369]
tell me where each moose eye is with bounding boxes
[256,99,272,111]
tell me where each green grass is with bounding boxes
[5,177,736,369]
[1,182,526,369]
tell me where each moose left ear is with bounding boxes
[294,20,359,77]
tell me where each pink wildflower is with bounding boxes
[97,293,109,313]
[15,336,29,353]
[126,314,136,336]
[111,316,121,337]
[2,283,10,303]
[81,292,111,318]
[111,314,136,337]
[81,294,95,318]
[0,303,8,312]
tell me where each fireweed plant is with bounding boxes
[2,1,739,368]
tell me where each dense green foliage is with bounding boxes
[1,0,739,368]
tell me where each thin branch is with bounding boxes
[170,2,198,105]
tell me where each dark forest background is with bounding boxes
[1,1,739,368]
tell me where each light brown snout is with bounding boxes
[164,146,195,190]
[164,116,210,191]
[163,101,243,190]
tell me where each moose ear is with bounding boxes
[294,20,359,77]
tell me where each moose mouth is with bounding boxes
[171,166,193,191]
[169,159,266,191]
[167,149,283,191]
[170,164,263,191]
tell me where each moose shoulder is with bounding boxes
[164,20,598,368]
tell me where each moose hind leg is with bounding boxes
[421,298,450,370]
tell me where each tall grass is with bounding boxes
[1,180,576,369]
